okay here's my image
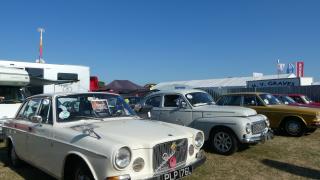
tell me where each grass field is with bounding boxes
[0,130,320,180]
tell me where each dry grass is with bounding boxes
[0,130,320,180]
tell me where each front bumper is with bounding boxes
[107,150,206,180]
[0,127,4,142]
[242,129,273,143]
[309,121,320,128]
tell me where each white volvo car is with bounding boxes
[3,92,206,180]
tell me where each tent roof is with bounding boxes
[153,74,297,90]
[105,80,144,93]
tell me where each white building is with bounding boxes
[153,74,299,90]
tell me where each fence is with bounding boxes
[201,85,320,102]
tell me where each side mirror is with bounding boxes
[31,115,42,124]
[179,101,188,109]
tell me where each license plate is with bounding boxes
[162,166,193,180]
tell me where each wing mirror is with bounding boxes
[179,101,188,109]
[31,115,42,124]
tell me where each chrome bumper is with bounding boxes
[242,129,273,143]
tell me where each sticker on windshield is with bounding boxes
[43,99,50,105]
[264,99,270,105]
[59,110,70,119]
[91,100,108,113]
[186,94,193,99]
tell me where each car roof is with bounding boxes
[148,88,206,96]
[28,92,120,99]
[222,92,269,95]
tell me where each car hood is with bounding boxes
[69,118,195,149]
[0,103,21,120]
[193,105,257,117]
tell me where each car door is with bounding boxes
[27,98,54,171]
[158,94,192,126]
[13,98,42,162]
[141,95,162,120]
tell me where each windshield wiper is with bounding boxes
[72,116,105,121]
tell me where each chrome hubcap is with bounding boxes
[214,132,232,152]
[287,122,300,134]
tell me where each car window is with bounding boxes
[217,95,241,106]
[38,99,53,124]
[291,96,303,104]
[164,95,181,107]
[145,96,162,107]
[243,95,263,106]
[18,99,41,121]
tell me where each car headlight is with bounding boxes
[194,132,204,149]
[115,147,131,169]
[245,123,251,134]
[132,157,145,172]
[265,119,270,127]
[316,112,320,120]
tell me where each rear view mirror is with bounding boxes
[31,115,42,124]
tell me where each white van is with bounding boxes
[0,60,90,141]
[0,66,29,141]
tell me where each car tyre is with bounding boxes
[210,128,238,155]
[8,144,22,168]
[72,162,94,180]
[284,119,305,137]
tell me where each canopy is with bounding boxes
[105,80,146,94]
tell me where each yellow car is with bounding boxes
[216,92,320,136]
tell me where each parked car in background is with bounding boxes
[135,89,272,155]
[288,94,320,107]
[3,92,206,180]
[274,94,320,108]
[216,92,320,136]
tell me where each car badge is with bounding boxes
[169,156,177,168]
[171,142,177,152]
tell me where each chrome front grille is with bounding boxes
[153,138,188,173]
[252,121,267,134]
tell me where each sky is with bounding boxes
[0,0,319,85]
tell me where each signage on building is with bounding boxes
[296,61,304,77]
[247,78,301,88]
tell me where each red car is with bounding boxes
[273,94,320,108]
[288,94,320,107]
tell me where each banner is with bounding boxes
[296,61,304,77]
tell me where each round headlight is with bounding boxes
[194,132,204,148]
[132,157,145,172]
[265,119,270,127]
[246,123,251,134]
[115,147,131,169]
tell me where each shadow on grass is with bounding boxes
[0,144,55,180]
[261,159,320,179]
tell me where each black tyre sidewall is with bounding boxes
[72,162,94,180]
[9,145,22,168]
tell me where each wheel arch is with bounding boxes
[62,151,98,180]
[279,115,307,129]
[209,125,240,142]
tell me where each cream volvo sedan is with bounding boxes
[3,92,205,180]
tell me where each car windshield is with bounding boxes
[302,96,313,103]
[282,96,296,104]
[259,94,282,105]
[0,86,25,104]
[185,92,215,107]
[56,94,136,122]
